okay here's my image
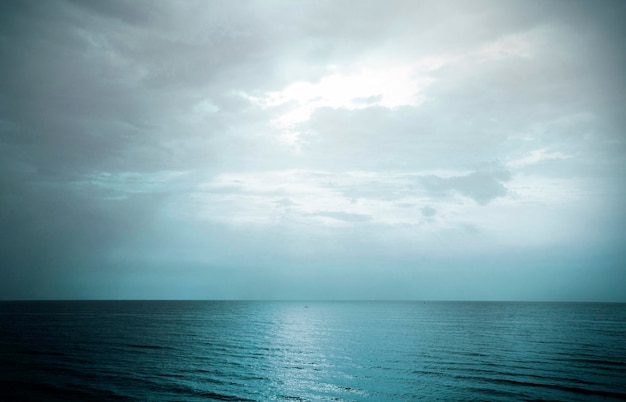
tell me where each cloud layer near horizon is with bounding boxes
[1,0,625,300]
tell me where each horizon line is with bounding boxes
[1,299,625,303]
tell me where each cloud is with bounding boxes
[0,0,624,300]
[190,167,579,234]
[245,64,434,148]
[507,149,573,169]
[310,211,372,223]
[421,206,437,217]
[420,169,511,205]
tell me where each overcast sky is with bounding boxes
[1,0,625,300]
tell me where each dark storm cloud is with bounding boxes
[0,1,177,298]
[0,1,161,174]
[0,0,284,177]
[0,179,166,298]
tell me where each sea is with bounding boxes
[0,301,625,401]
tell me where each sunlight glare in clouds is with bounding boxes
[245,64,433,148]
[243,27,546,150]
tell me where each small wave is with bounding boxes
[278,394,310,401]
[0,380,133,401]
[195,390,256,401]
[557,357,626,368]
[124,343,174,351]
[487,377,626,399]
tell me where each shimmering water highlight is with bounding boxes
[1,301,625,401]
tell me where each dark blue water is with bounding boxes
[1,301,625,401]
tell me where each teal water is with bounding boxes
[1,301,625,401]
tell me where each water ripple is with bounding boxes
[1,301,625,401]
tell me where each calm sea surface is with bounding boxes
[0,301,625,401]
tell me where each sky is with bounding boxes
[1,0,625,301]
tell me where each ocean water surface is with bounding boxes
[0,301,625,401]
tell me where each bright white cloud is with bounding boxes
[187,168,584,245]
[475,29,541,61]
[507,149,573,169]
[244,65,434,148]
[241,26,550,151]
[506,173,584,204]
